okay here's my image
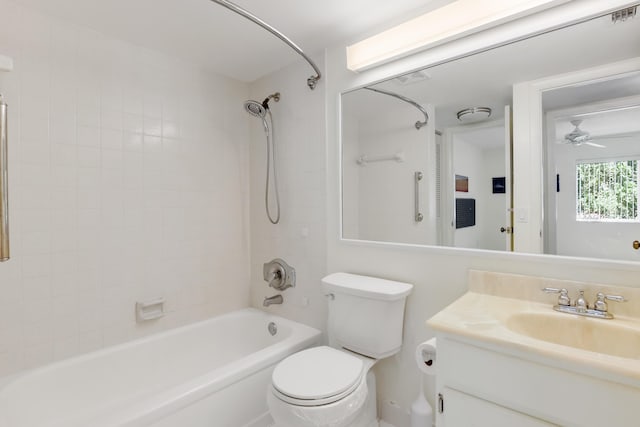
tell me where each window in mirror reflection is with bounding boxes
[576,160,638,222]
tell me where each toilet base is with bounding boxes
[269,371,379,427]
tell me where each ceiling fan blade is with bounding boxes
[590,133,638,141]
[584,141,606,148]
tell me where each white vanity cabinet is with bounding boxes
[441,387,554,427]
[434,335,640,427]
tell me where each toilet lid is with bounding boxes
[272,346,364,401]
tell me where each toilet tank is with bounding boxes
[322,273,413,359]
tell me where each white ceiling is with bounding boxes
[14,0,455,82]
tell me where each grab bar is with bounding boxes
[415,171,423,222]
[0,95,8,261]
[356,151,405,166]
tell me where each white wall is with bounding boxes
[0,0,251,377]
[452,135,482,248]
[247,56,328,332]
[342,109,360,239]
[480,147,507,251]
[326,1,640,424]
[343,95,436,245]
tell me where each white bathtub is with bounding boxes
[0,308,321,427]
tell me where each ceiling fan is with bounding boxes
[560,119,638,148]
[561,119,606,148]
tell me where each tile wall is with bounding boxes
[0,0,251,377]
[248,57,327,332]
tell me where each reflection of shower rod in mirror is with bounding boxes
[364,87,429,130]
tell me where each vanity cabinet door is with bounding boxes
[440,387,556,427]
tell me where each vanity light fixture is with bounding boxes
[457,107,492,123]
[346,0,569,72]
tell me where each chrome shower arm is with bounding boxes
[364,87,429,130]
[209,0,321,90]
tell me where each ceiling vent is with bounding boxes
[612,6,636,23]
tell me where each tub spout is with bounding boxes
[263,295,283,307]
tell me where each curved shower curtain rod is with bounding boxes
[364,87,429,130]
[210,0,322,90]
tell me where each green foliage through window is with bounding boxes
[576,160,639,221]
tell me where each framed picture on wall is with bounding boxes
[492,177,506,194]
[455,175,469,192]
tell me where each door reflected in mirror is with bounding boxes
[340,10,640,262]
[544,80,640,261]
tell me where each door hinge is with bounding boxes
[438,393,444,413]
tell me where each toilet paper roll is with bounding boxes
[415,338,437,375]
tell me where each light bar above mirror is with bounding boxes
[346,0,570,72]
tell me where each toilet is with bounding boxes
[267,272,413,427]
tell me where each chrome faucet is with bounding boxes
[542,288,627,319]
[263,294,283,307]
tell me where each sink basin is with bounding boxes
[506,312,640,359]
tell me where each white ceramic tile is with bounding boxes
[0,3,250,378]
[77,146,101,168]
[77,167,101,189]
[77,126,100,148]
[77,102,101,128]
[101,109,123,131]
[21,231,51,255]
[50,111,76,145]
[51,144,77,167]
[21,140,50,165]
[101,148,123,170]
[143,116,162,137]
[143,93,163,119]
[123,87,144,115]
[123,131,143,152]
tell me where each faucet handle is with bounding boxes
[542,287,571,306]
[593,292,627,312]
[574,290,588,311]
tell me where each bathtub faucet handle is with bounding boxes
[263,258,296,291]
[267,268,282,287]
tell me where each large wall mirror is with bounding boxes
[341,9,640,262]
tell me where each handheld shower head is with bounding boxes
[242,92,282,225]
[244,92,280,118]
[244,100,267,118]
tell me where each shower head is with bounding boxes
[244,100,267,118]
[244,92,280,119]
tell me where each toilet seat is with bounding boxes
[271,346,364,407]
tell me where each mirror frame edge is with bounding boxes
[330,0,640,271]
